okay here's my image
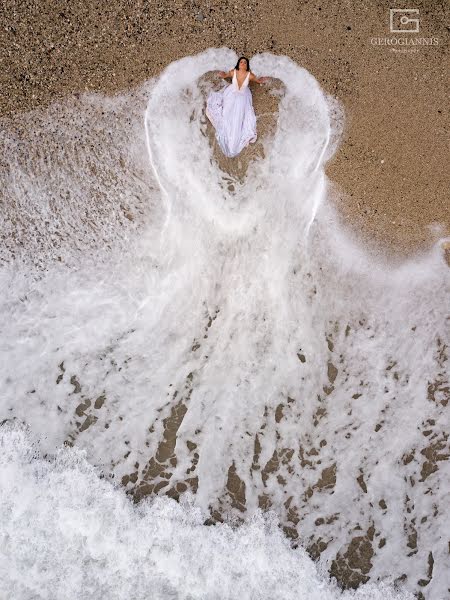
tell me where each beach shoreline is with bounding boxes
[2,1,448,257]
[2,5,450,596]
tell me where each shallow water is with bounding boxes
[0,48,448,599]
[1,423,415,600]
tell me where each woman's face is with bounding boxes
[239,58,248,70]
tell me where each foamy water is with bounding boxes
[1,424,416,600]
[0,48,448,599]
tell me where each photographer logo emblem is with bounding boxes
[369,7,438,52]
[389,8,420,33]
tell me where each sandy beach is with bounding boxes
[1,0,449,256]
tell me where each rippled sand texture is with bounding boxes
[1,50,449,599]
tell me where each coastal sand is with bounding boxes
[1,0,448,256]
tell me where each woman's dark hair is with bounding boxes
[234,56,250,71]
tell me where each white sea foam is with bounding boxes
[0,424,413,600]
[0,49,448,599]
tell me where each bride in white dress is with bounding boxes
[206,57,269,158]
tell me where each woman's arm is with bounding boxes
[217,69,234,79]
[249,72,270,84]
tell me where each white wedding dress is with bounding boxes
[206,69,257,158]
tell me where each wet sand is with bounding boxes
[1,0,449,257]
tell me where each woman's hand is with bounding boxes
[217,71,229,79]
[257,76,270,84]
